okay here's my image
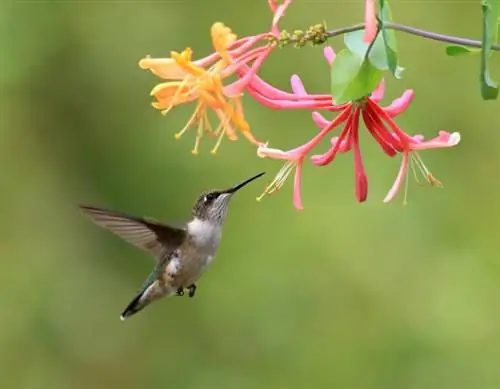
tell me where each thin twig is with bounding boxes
[325,22,500,51]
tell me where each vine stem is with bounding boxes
[326,22,500,51]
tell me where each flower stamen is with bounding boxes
[412,153,443,187]
[256,160,295,201]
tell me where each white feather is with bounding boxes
[187,218,221,249]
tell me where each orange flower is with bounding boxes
[139,23,264,155]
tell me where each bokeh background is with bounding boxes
[1,1,499,388]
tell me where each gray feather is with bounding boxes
[79,205,186,261]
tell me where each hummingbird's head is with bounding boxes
[192,172,265,223]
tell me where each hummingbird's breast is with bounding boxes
[166,218,221,288]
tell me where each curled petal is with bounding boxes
[323,46,336,65]
[370,79,385,103]
[383,89,414,117]
[257,144,300,160]
[139,57,190,80]
[410,131,461,150]
[383,152,410,203]
[270,0,292,37]
[397,133,424,143]
[311,111,330,129]
[211,23,237,56]
[290,75,307,96]
[310,136,351,165]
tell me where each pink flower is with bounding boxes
[364,0,377,43]
[365,98,461,203]
[252,45,459,206]
[256,108,352,210]
[254,46,413,205]
[235,46,344,111]
[383,131,461,204]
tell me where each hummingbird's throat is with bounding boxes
[187,218,221,247]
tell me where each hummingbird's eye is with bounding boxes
[204,193,217,203]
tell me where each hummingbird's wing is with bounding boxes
[79,205,186,261]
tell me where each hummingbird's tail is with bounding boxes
[120,290,149,321]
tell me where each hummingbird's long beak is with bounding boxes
[224,172,266,194]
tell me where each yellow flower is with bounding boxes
[139,23,260,155]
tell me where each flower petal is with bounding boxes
[370,79,385,103]
[383,151,409,203]
[293,159,304,210]
[364,0,377,43]
[211,23,237,56]
[270,0,292,37]
[310,110,355,166]
[323,46,336,65]
[410,131,461,150]
[382,89,414,117]
[311,111,330,129]
[139,57,189,80]
[290,75,307,96]
[257,144,298,159]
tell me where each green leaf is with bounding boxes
[378,0,400,77]
[344,0,402,79]
[331,49,384,105]
[344,30,387,70]
[480,0,500,100]
[445,45,482,56]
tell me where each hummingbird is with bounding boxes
[79,171,265,321]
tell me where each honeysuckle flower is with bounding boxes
[138,0,292,155]
[364,99,461,203]
[237,46,412,116]
[364,0,377,43]
[254,46,417,205]
[253,44,458,206]
[309,98,460,204]
[256,108,352,210]
[310,80,414,165]
[235,46,343,111]
[382,131,461,204]
[139,24,271,154]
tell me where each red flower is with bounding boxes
[254,47,460,207]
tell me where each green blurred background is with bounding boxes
[1,1,499,388]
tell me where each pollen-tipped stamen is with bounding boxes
[411,152,443,187]
[256,160,295,201]
[191,121,205,155]
[410,158,422,186]
[210,114,232,154]
[175,102,204,140]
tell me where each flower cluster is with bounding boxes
[138,0,290,155]
[138,0,461,209]
[255,46,460,208]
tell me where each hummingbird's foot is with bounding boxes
[187,284,197,298]
[176,288,185,297]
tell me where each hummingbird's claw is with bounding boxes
[187,284,197,298]
[176,288,185,297]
